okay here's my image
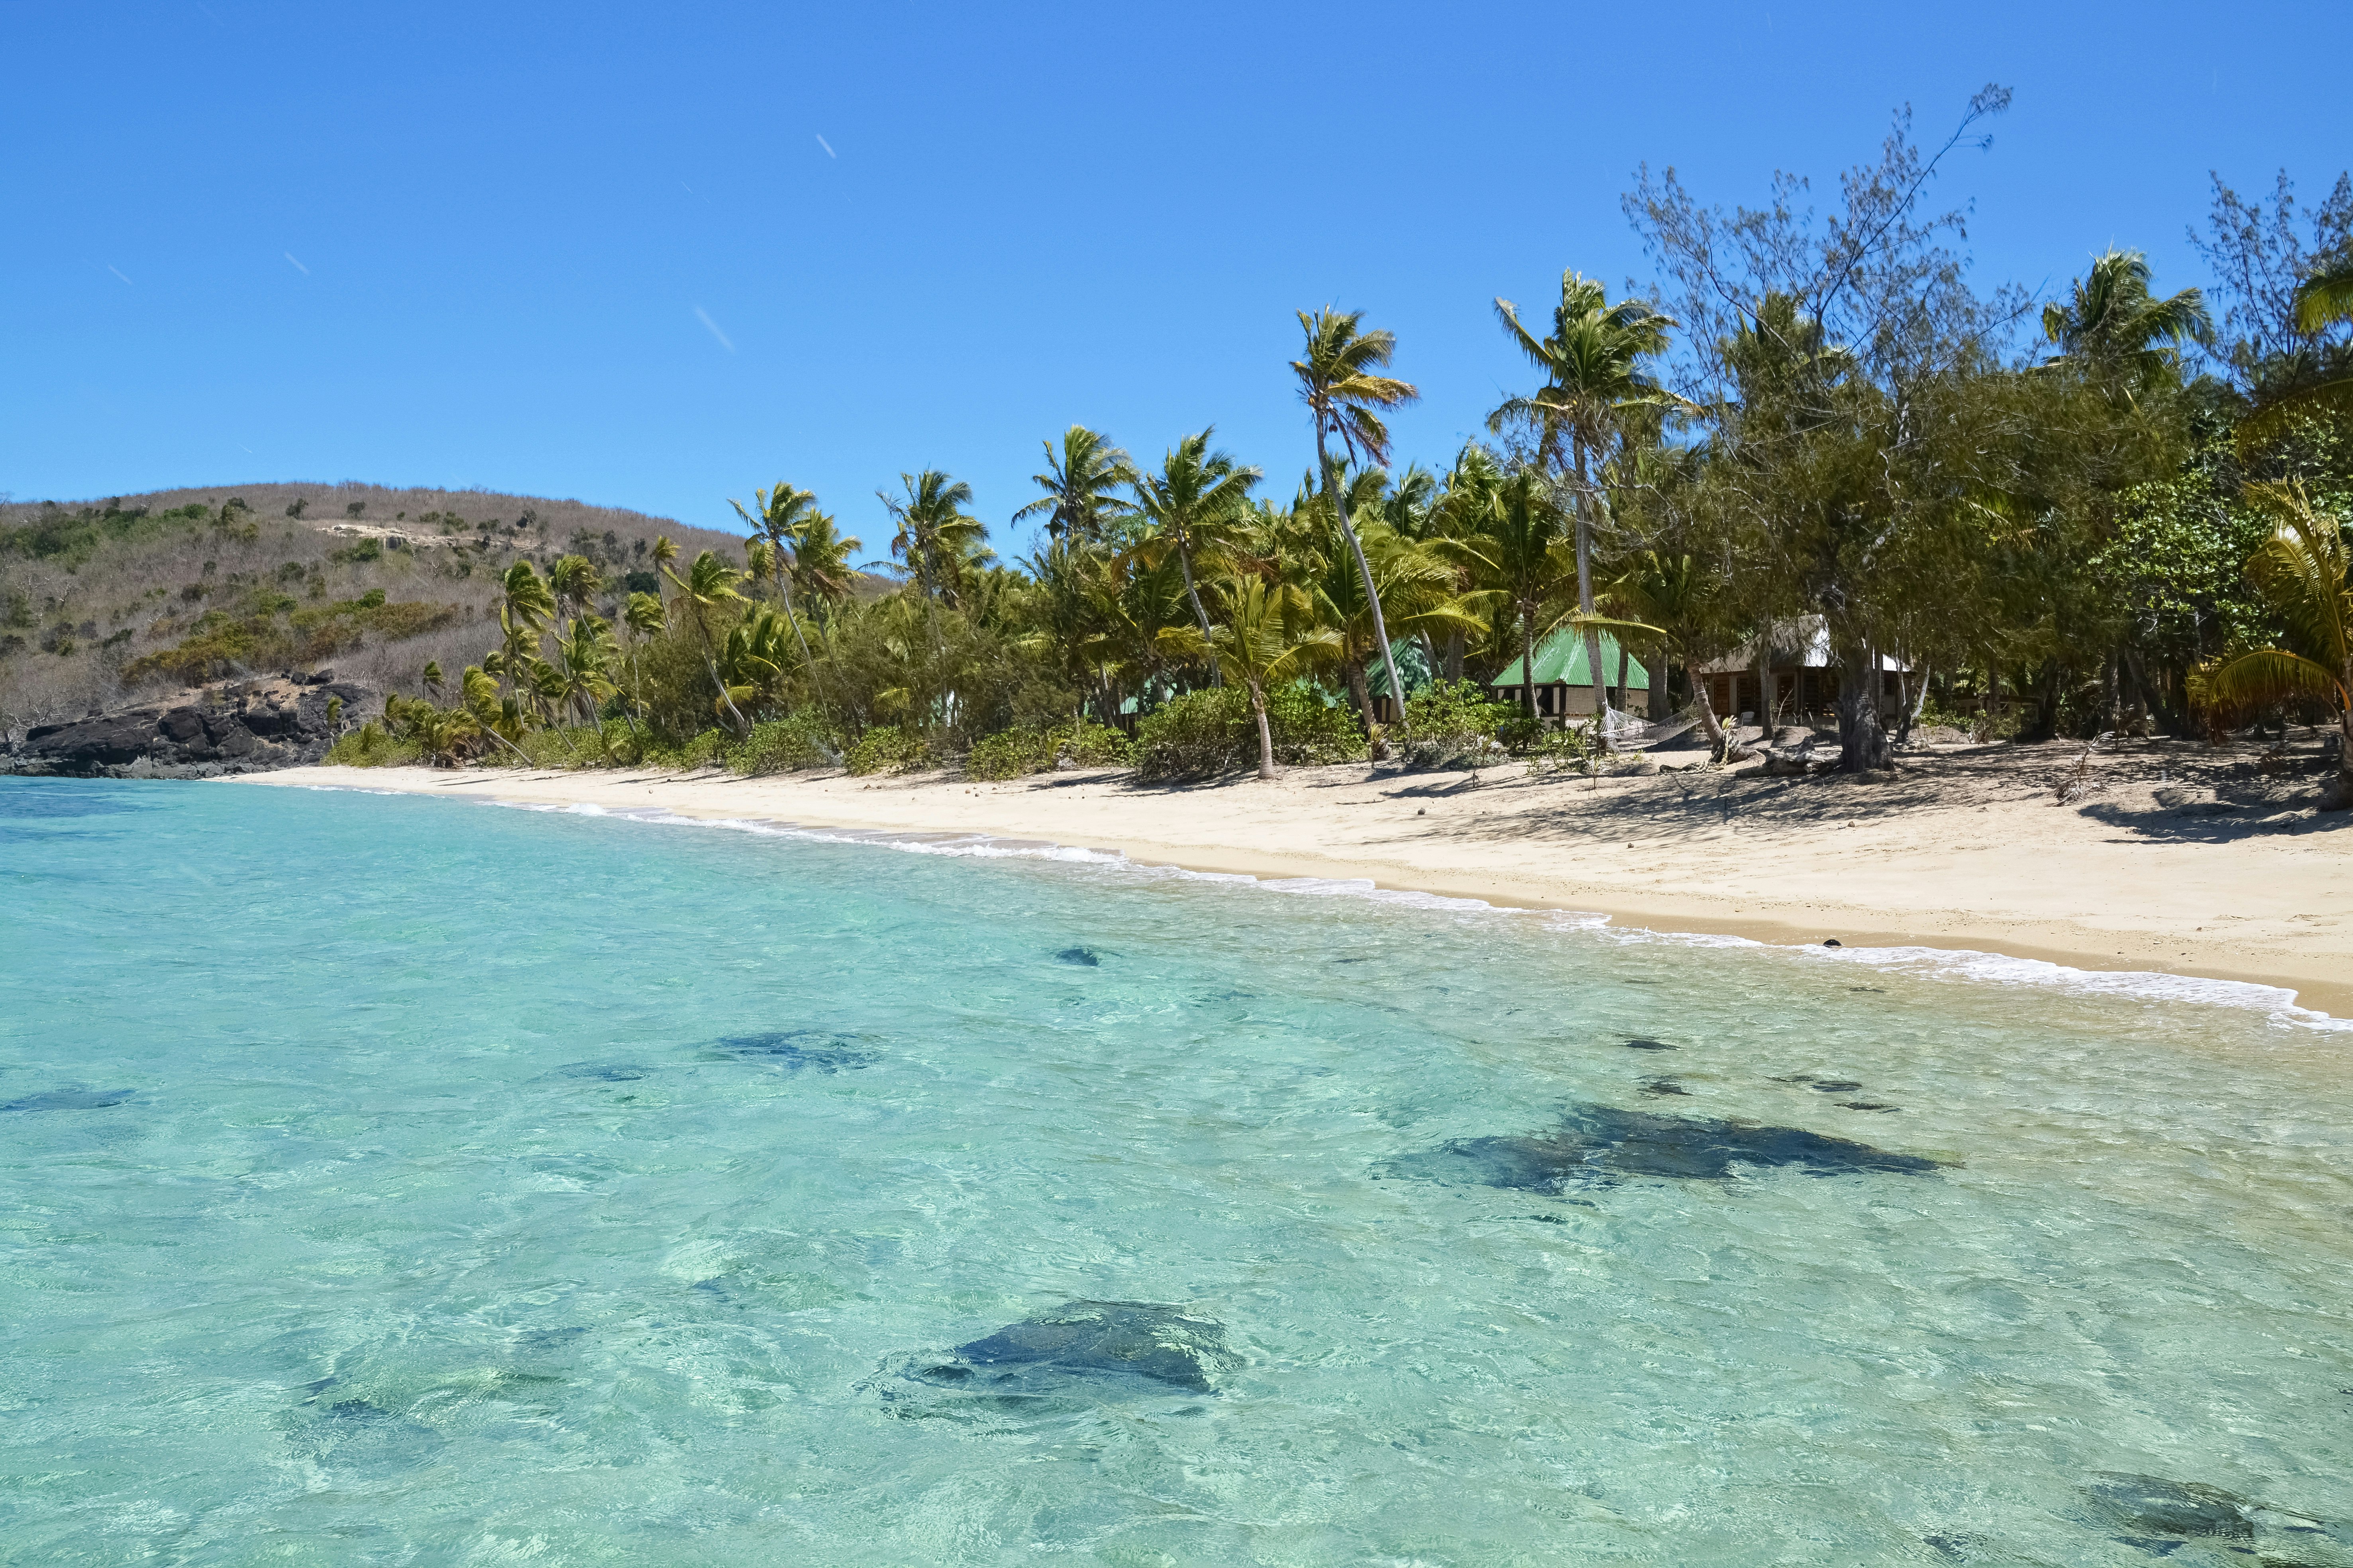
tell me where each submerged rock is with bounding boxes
[287,1398,444,1469]
[552,1062,649,1082]
[1054,947,1101,967]
[714,1031,878,1072]
[912,1300,1230,1396]
[2081,1474,2258,1546]
[1395,1102,1944,1190]
[3,1088,132,1111]
[1623,1038,1677,1051]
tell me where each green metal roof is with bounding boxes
[1489,628,1649,690]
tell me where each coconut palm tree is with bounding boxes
[1013,427,1135,544]
[1131,428,1262,685]
[790,512,865,617]
[554,613,620,731]
[621,590,664,736]
[2241,252,2353,446]
[1293,308,1418,731]
[2202,481,2353,809]
[880,471,992,655]
[1158,574,1341,780]
[2041,249,2212,396]
[1490,272,1686,745]
[494,561,557,699]
[662,550,752,735]
[729,482,827,678]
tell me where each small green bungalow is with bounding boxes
[1490,628,1649,720]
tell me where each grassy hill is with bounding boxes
[0,481,745,732]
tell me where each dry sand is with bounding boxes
[242,734,2353,1017]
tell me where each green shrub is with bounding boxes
[845,725,933,776]
[1134,685,1364,779]
[730,713,838,775]
[1402,679,1513,769]
[966,728,1054,780]
[324,720,420,768]
[965,720,1134,781]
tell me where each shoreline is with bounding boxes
[233,754,2353,1020]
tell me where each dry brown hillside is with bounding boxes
[0,481,744,732]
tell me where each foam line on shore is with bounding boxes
[491,795,2347,1033]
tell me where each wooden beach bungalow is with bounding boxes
[1489,628,1650,721]
[1695,617,1906,725]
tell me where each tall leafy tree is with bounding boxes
[1014,427,1135,544]
[1159,574,1340,780]
[1490,271,1686,742]
[2040,249,2213,397]
[1293,308,1418,730]
[662,550,752,735]
[1130,428,1262,685]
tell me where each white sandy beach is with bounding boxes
[242,738,2353,1018]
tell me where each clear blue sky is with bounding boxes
[4,1,2345,560]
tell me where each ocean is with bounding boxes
[3,776,2348,1565]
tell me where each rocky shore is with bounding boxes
[3,672,381,778]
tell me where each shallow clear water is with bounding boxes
[3,776,2349,1566]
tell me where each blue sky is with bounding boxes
[4,1,2346,560]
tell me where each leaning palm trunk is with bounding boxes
[1568,442,1610,750]
[1176,538,1221,688]
[691,610,750,735]
[1518,601,1539,721]
[1319,425,1404,731]
[1248,678,1277,781]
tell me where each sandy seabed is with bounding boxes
[241,737,2353,1019]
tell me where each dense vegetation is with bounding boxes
[15,100,2353,801]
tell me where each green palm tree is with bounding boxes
[880,471,992,654]
[1013,427,1135,544]
[1293,307,1418,729]
[2241,252,2353,447]
[494,561,557,699]
[2201,481,2353,808]
[790,511,865,616]
[728,482,827,678]
[1158,574,1341,780]
[622,590,665,737]
[2041,249,2212,396]
[1131,428,1262,685]
[555,613,620,731]
[663,550,752,735]
[1490,272,1685,744]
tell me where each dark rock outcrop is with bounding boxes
[3,672,379,778]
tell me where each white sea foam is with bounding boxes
[445,790,2352,1031]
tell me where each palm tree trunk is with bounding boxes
[1250,680,1276,780]
[1319,423,1405,733]
[1615,644,1630,719]
[1570,436,1609,751]
[693,609,750,735]
[1345,655,1372,728]
[1176,537,1221,688]
[1519,600,1538,721]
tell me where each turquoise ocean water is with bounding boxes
[2,776,2349,1566]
